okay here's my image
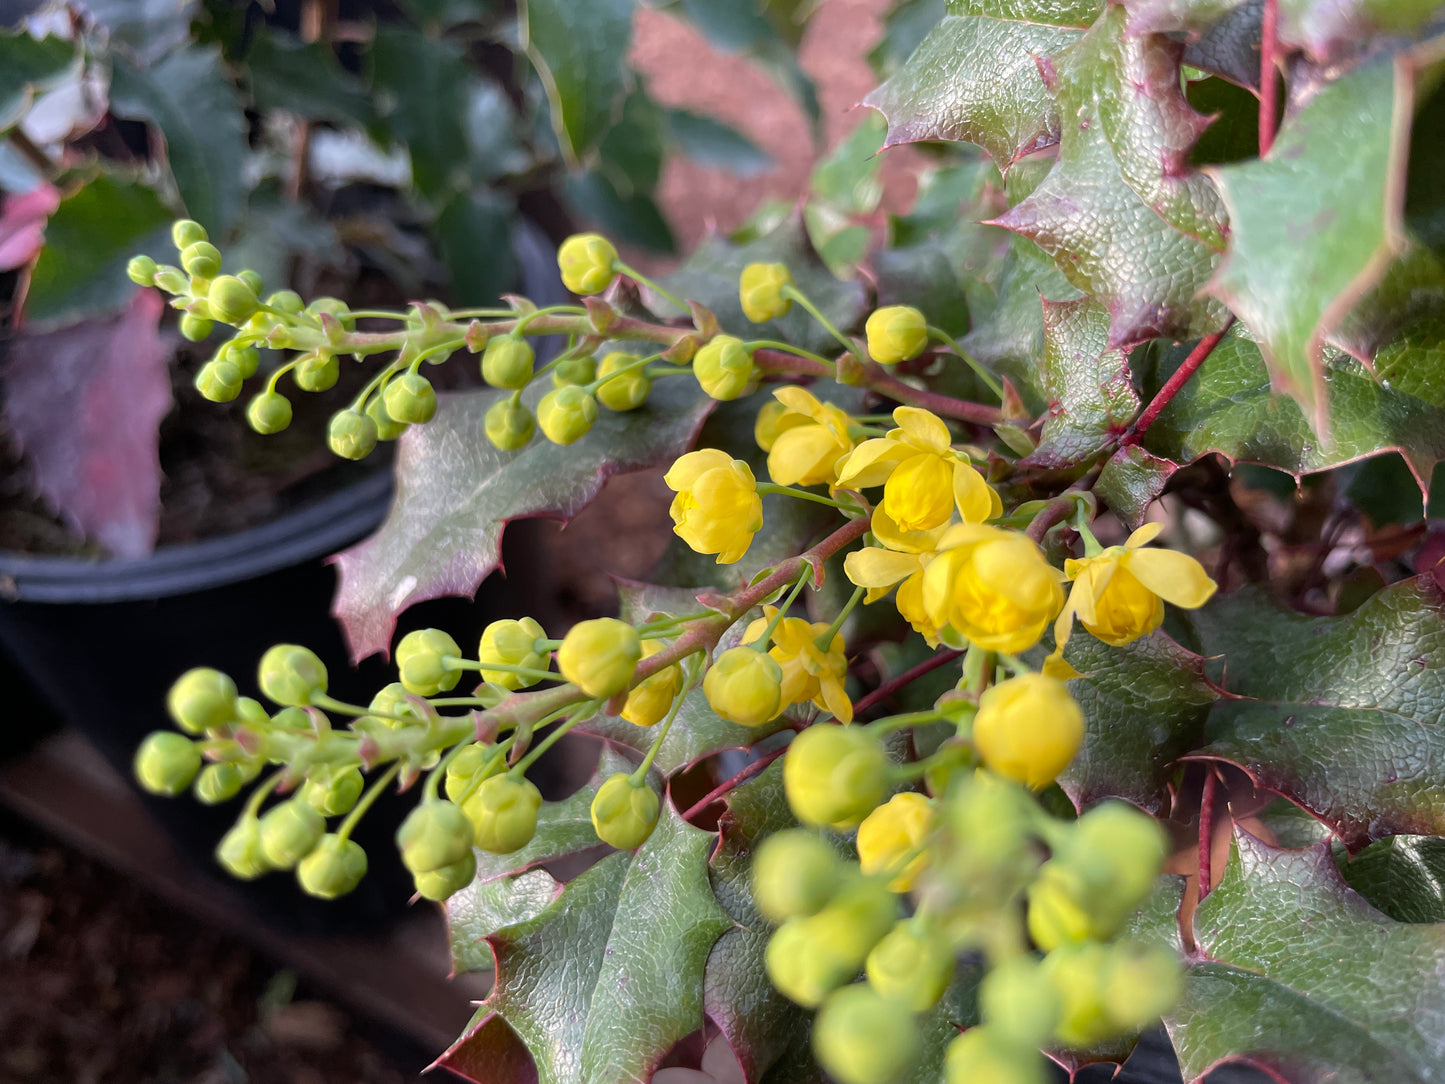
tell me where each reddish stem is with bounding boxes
[682,747,787,822]
[1259,0,1280,157]
[1120,322,1233,447]
[852,649,964,719]
[1199,767,1219,898]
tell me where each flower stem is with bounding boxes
[928,326,1004,402]
[631,657,700,784]
[614,260,688,312]
[337,763,401,841]
[757,483,849,510]
[815,584,865,651]
[781,285,862,362]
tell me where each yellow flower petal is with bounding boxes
[663,448,734,490]
[772,385,824,417]
[1125,521,1165,549]
[836,436,910,489]
[951,460,999,524]
[1124,547,1218,609]
[882,452,955,532]
[845,546,921,588]
[891,406,951,452]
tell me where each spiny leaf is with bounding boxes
[992,6,1231,349]
[521,0,632,163]
[1095,445,1178,529]
[438,802,732,1084]
[1339,834,1445,923]
[245,29,372,126]
[863,0,1102,168]
[0,30,80,134]
[447,868,562,975]
[1187,577,1445,848]
[331,380,712,662]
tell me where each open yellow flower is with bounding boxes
[664,449,764,564]
[1053,522,1217,656]
[744,606,853,723]
[764,387,857,487]
[835,407,999,533]
[844,515,947,646]
[921,524,1065,653]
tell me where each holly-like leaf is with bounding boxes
[368,28,473,200]
[0,30,80,133]
[863,0,1102,169]
[1187,577,1445,848]
[434,190,517,309]
[1023,297,1140,468]
[1182,1,1265,90]
[109,47,248,236]
[1,289,171,558]
[437,802,732,1084]
[447,868,562,975]
[1155,830,1445,1082]
[1339,834,1445,924]
[1095,445,1178,528]
[521,0,632,163]
[245,29,371,126]
[331,381,713,662]
[992,6,1231,349]
[1279,0,1445,64]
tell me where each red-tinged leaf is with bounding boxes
[0,183,58,272]
[2,289,171,558]
[1095,445,1178,528]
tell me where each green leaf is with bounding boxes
[0,31,80,134]
[24,174,173,327]
[872,243,972,338]
[1122,0,1249,33]
[1279,0,1445,63]
[1339,834,1445,923]
[809,113,886,216]
[1095,445,1178,528]
[438,803,732,1084]
[598,89,666,195]
[81,0,196,64]
[993,6,1230,349]
[521,0,633,162]
[665,109,774,177]
[564,170,676,254]
[109,47,248,235]
[863,0,1102,168]
[868,0,946,78]
[1183,0,1266,89]
[368,28,472,199]
[447,868,561,974]
[433,190,518,308]
[244,29,371,126]
[1186,578,1445,848]
[331,379,713,661]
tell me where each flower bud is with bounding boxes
[239,269,264,294]
[1062,801,1168,910]
[620,640,681,727]
[857,792,934,892]
[294,352,339,392]
[300,766,365,816]
[595,352,651,411]
[753,399,792,452]
[181,240,222,278]
[327,409,379,460]
[807,879,898,969]
[364,682,428,729]
[739,262,793,323]
[127,254,158,286]
[484,397,535,450]
[783,724,888,830]
[1101,942,1182,1032]
[1026,864,1096,950]
[865,306,928,364]
[257,643,328,707]
[195,762,251,804]
[478,617,548,690]
[703,646,782,727]
[551,355,597,388]
[297,833,368,899]
[481,335,535,389]
[865,918,954,1011]
[765,917,859,1007]
[693,335,755,401]
[752,829,844,923]
[537,385,598,445]
[384,372,438,424]
[812,984,920,1084]
[172,219,207,248]
[225,343,260,378]
[413,851,476,901]
[366,394,408,441]
[154,265,189,293]
[134,731,202,795]
[267,289,304,314]
[464,773,542,854]
[558,233,619,295]
[590,772,660,850]
[216,818,271,879]
[247,390,293,434]
[1040,942,1115,1046]
[181,313,215,342]
[167,667,238,733]
[973,673,1084,789]
[195,358,242,401]
[444,743,499,802]
[978,954,1062,1049]
[944,1028,1049,1084]
[258,798,326,869]
[395,628,463,696]
[208,274,260,324]
[556,617,640,698]
[397,799,475,873]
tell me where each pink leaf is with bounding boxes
[3,288,172,557]
[0,183,59,272]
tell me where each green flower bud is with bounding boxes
[556,617,640,698]
[234,697,270,727]
[181,312,215,343]
[195,359,242,401]
[589,772,659,850]
[557,232,619,295]
[257,643,328,707]
[134,731,202,796]
[294,352,339,392]
[811,879,899,967]
[813,984,920,1084]
[394,628,463,696]
[247,390,293,435]
[181,240,222,278]
[307,297,350,319]
[481,335,535,389]
[1100,942,1182,1033]
[172,219,208,248]
[238,269,264,296]
[166,667,238,733]
[327,409,379,460]
[444,743,499,802]
[187,295,214,320]
[865,919,955,1012]
[208,274,260,324]
[484,397,534,451]
[413,851,476,901]
[551,355,596,388]
[297,833,368,899]
[464,773,542,854]
[1025,863,1094,950]
[783,724,889,830]
[1040,942,1114,1046]
[397,799,475,874]
[595,352,651,411]
[226,343,260,379]
[693,335,755,401]
[364,682,427,729]
[258,798,326,869]
[703,646,783,727]
[300,766,365,816]
[739,262,793,323]
[195,762,251,804]
[365,394,408,441]
[478,617,548,690]
[764,918,857,1008]
[751,829,843,922]
[978,954,1062,1049]
[865,306,929,365]
[127,254,159,286]
[944,1028,1049,1084]
[536,385,598,445]
[384,372,438,425]
[216,818,271,879]
[154,265,189,293]
[266,289,305,314]
[1061,802,1168,913]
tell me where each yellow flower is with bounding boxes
[922,524,1065,653]
[664,449,764,564]
[557,233,618,295]
[857,792,934,891]
[621,640,682,727]
[865,305,929,364]
[845,541,942,646]
[1053,522,1217,656]
[739,261,794,323]
[765,387,857,487]
[744,606,853,723]
[704,646,784,727]
[835,407,1000,533]
[973,673,1084,789]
